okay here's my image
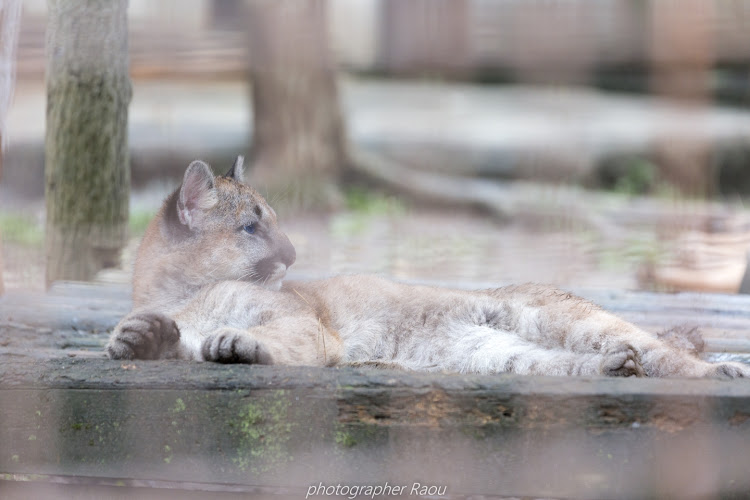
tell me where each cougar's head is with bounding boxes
[134,157,296,307]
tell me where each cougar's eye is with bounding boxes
[243,223,256,234]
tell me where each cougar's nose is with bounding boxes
[279,235,296,268]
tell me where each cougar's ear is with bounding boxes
[223,155,245,183]
[177,160,218,229]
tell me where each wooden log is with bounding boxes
[1,283,750,496]
[3,281,750,360]
[2,358,750,498]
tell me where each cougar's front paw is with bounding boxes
[106,312,180,360]
[601,344,645,377]
[201,329,273,365]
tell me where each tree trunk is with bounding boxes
[0,130,3,293]
[44,0,131,286]
[379,0,470,77]
[246,0,347,211]
[740,253,750,295]
[649,0,715,197]
[0,0,23,294]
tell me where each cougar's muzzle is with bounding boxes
[254,232,296,283]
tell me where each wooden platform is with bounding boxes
[2,282,750,499]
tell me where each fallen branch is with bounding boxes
[351,148,625,239]
[349,147,750,242]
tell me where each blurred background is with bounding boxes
[3,0,750,293]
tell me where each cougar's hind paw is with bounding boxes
[106,312,180,360]
[711,362,750,379]
[201,329,273,365]
[601,344,645,377]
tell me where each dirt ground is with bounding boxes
[0,187,642,293]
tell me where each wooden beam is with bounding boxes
[2,358,750,498]
[2,283,750,496]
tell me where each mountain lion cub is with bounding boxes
[107,158,749,378]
